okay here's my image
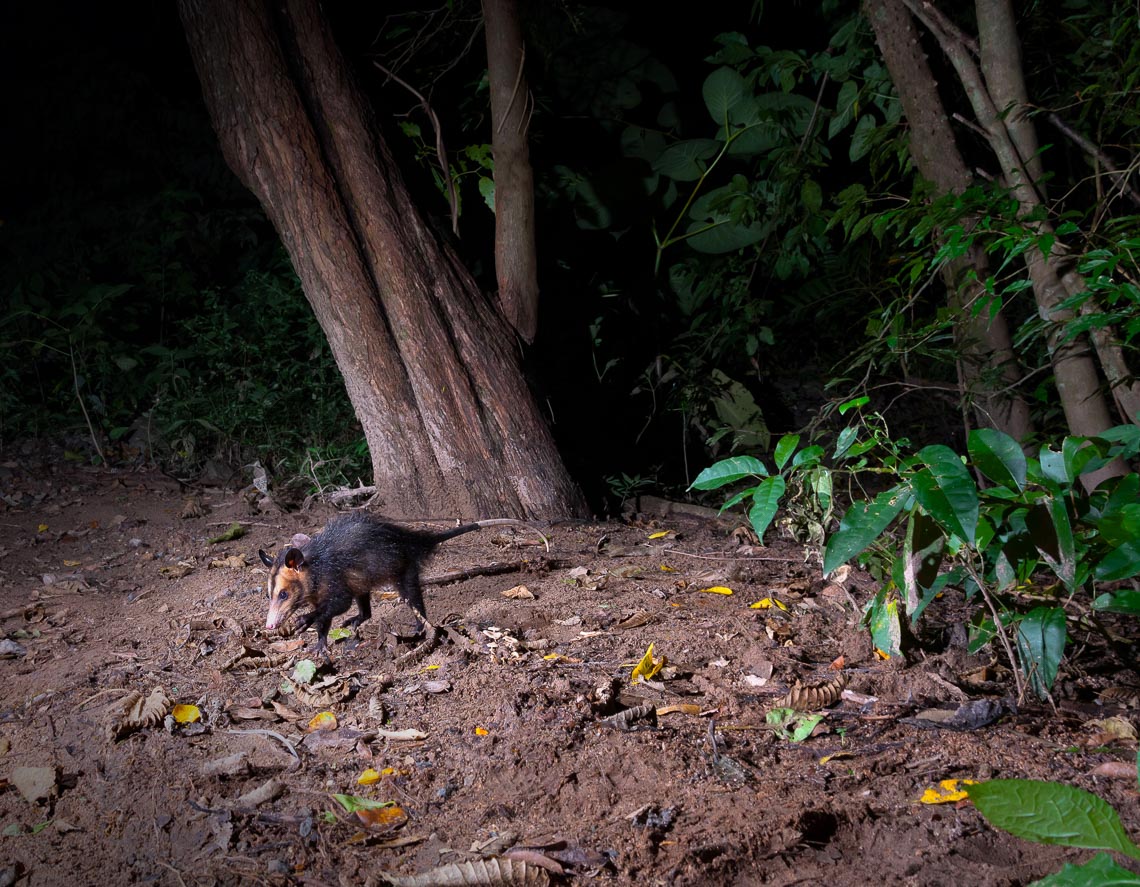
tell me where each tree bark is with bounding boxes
[179,0,587,518]
[482,0,540,342]
[865,0,1032,442]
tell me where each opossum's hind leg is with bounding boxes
[397,563,427,631]
[343,593,372,629]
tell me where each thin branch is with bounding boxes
[373,61,460,236]
[1046,112,1140,209]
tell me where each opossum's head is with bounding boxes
[259,534,312,631]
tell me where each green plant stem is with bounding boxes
[963,557,1025,701]
[70,341,105,465]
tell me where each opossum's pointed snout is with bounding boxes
[266,612,279,630]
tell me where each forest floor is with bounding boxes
[2,454,1139,887]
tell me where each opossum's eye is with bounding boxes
[277,590,289,602]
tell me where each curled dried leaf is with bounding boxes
[773,672,848,711]
[600,704,658,731]
[110,687,171,739]
[371,857,551,887]
[291,677,352,707]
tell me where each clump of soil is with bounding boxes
[1,461,1138,886]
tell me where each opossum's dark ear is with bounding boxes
[258,549,273,568]
[290,533,311,549]
[283,547,305,570]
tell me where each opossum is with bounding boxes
[257,512,535,655]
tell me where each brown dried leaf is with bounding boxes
[111,687,171,739]
[599,704,658,731]
[208,555,248,570]
[371,857,551,887]
[292,677,353,708]
[773,672,848,712]
[501,585,534,600]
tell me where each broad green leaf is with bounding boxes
[968,780,1140,861]
[653,139,720,182]
[828,79,858,139]
[690,456,767,490]
[792,445,824,468]
[801,179,823,213]
[1039,446,1071,487]
[1092,590,1140,614]
[823,486,907,575]
[1062,436,1098,482]
[1095,503,1140,547]
[748,475,786,544]
[1016,607,1067,700]
[685,217,766,253]
[968,428,1026,491]
[1026,499,1077,590]
[865,587,902,658]
[849,113,876,162]
[1093,542,1140,582]
[912,446,979,544]
[720,486,757,511]
[810,466,833,513]
[703,67,747,125]
[834,426,858,460]
[1102,474,1140,519]
[774,434,800,470]
[902,510,944,615]
[837,396,869,414]
[292,659,318,685]
[1031,851,1140,887]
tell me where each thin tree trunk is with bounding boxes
[901,0,1129,486]
[865,0,1032,442]
[974,0,1140,427]
[179,0,587,518]
[482,0,539,342]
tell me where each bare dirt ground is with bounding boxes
[2,454,1139,886]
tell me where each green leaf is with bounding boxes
[653,139,720,182]
[801,179,823,213]
[1039,445,1071,487]
[1031,852,1140,887]
[292,659,318,685]
[703,67,747,125]
[1026,499,1076,590]
[1091,590,1140,614]
[685,217,766,253]
[912,445,979,545]
[824,486,907,575]
[749,475,786,544]
[690,456,767,490]
[1093,542,1140,582]
[331,794,395,814]
[865,586,902,657]
[837,396,869,414]
[902,510,944,615]
[1016,607,1067,700]
[833,426,858,460]
[774,434,800,470]
[968,780,1140,861]
[968,428,1027,491]
[849,113,877,162]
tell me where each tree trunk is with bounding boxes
[898,0,1130,486]
[865,0,1032,442]
[178,0,587,518]
[482,0,539,343]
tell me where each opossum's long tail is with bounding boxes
[432,519,550,551]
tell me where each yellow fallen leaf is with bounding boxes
[819,751,855,764]
[749,597,787,610]
[631,642,666,683]
[380,767,396,776]
[919,779,977,804]
[422,664,440,671]
[659,564,676,572]
[699,586,733,595]
[357,769,381,785]
[657,704,701,716]
[63,560,81,568]
[873,648,891,661]
[474,726,489,736]
[307,711,338,732]
[171,704,201,724]
[38,524,49,533]
[648,530,672,539]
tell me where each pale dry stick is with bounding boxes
[70,342,105,464]
[226,728,300,765]
[643,544,799,563]
[962,561,1026,702]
